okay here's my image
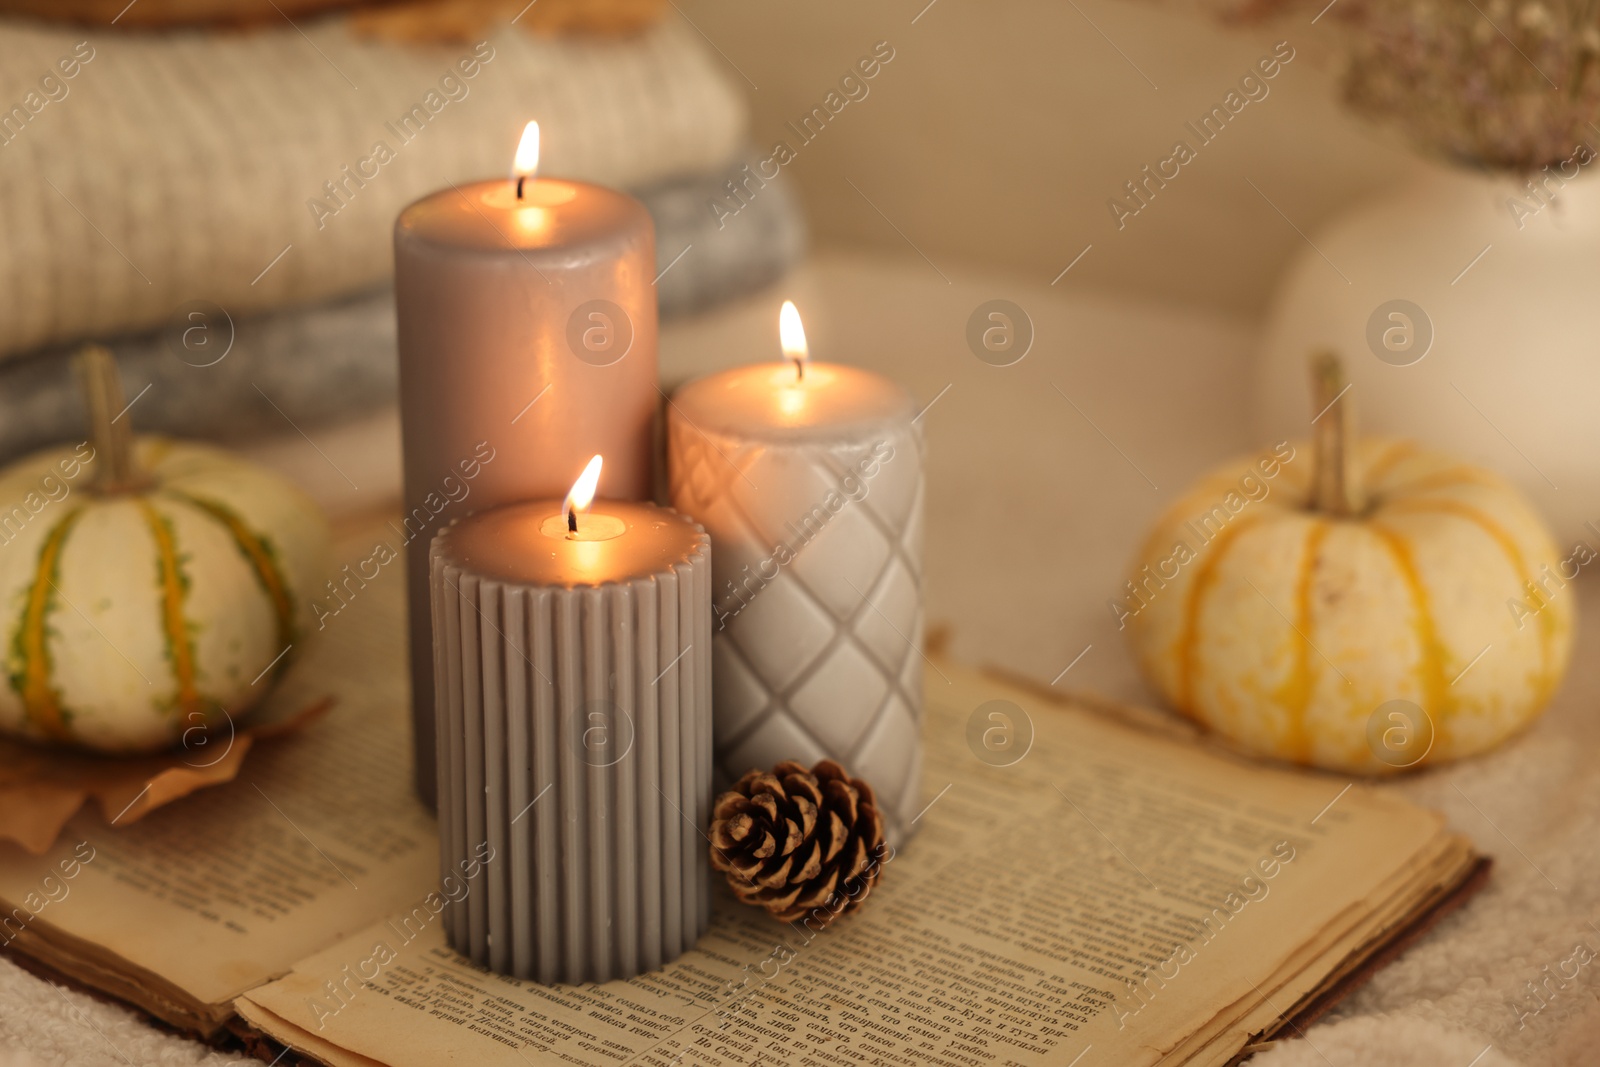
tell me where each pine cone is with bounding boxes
[709,759,887,925]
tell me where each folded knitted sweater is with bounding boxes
[0,14,745,359]
[0,154,805,464]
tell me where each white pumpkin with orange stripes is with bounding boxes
[1124,355,1575,774]
[0,349,329,754]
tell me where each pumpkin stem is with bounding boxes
[75,344,148,494]
[1308,351,1362,517]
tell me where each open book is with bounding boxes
[0,516,1485,1066]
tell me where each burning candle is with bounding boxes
[666,302,925,844]
[397,121,658,805]
[430,456,711,983]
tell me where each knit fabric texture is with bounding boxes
[0,14,745,360]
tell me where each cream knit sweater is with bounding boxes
[0,15,744,360]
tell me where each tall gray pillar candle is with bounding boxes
[397,123,657,806]
[430,483,711,983]
[665,302,925,846]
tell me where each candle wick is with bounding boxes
[517,175,526,200]
[567,508,578,536]
[794,358,804,382]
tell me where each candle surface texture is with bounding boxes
[668,360,924,845]
[430,499,711,983]
[397,174,657,807]
[447,500,702,584]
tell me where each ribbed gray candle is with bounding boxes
[430,500,711,983]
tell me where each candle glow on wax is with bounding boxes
[489,119,573,217]
[540,454,626,546]
[563,454,603,535]
[513,120,540,197]
[779,299,808,380]
[777,300,810,417]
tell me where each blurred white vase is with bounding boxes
[1252,161,1600,540]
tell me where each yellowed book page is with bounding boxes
[237,999,391,1067]
[1159,837,1477,1066]
[240,658,1449,1067]
[0,522,436,1013]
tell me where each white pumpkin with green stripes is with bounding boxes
[0,350,329,754]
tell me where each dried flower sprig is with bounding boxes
[1160,0,1600,171]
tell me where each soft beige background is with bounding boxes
[680,0,1425,315]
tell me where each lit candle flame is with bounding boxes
[563,454,603,536]
[513,120,540,197]
[779,300,807,380]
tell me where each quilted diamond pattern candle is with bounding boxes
[667,303,924,844]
